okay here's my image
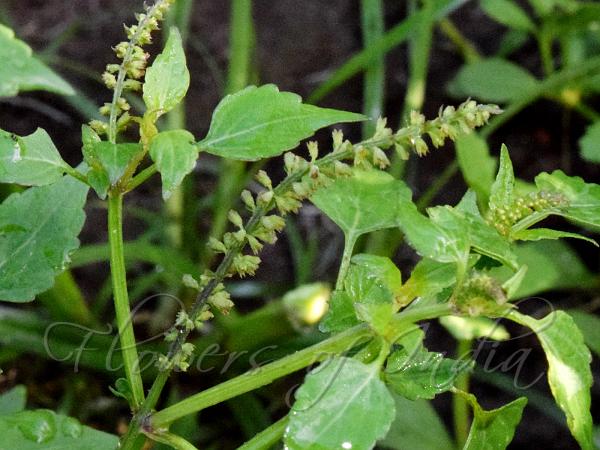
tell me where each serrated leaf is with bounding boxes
[512,228,598,246]
[319,291,358,333]
[398,258,457,305]
[480,0,536,31]
[149,130,198,200]
[490,240,596,298]
[568,310,600,358]
[535,170,600,231]
[143,27,189,116]
[93,142,140,185]
[200,84,365,160]
[455,133,496,205]
[0,409,118,449]
[81,125,109,199]
[460,392,527,450]
[440,315,510,341]
[0,176,88,302]
[578,121,600,163]
[0,128,69,186]
[510,311,593,449]
[351,254,402,295]
[379,394,453,450]
[489,145,515,211]
[448,58,538,103]
[385,346,472,400]
[0,385,26,415]
[0,24,74,97]
[285,357,395,450]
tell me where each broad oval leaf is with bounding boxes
[510,310,593,449]
[480,0,536,31]
[93,142,141,185]
[578,121,600,164]
[0,176,88,302]
[0,409,118,449]
[312,169,411,245]
[0,128,69,186]
[455,133,496,205]
[285,357,395,450]
[143,27,190,116]
[200,84,365,160]
[448,58,538,103]
[149,130,198,200]
[0,24,74,97]
[460,392,527,450]
[535,170,600,232]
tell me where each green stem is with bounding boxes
[108,192,145,409]
[125,164,158,192]
[151,302,451,427]
[144,431,198,450]
[360,0,385,138]
[237,416,289,450]
[453,338,473,447]
[336,236,356,290]
[438,18,480,63]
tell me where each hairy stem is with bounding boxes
[108,192,145,409]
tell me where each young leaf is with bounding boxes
[284,357,395,450]
[489,145,515,212]
[510,311,593,449]
[0,176,88,302]
[397,258,457,305]
[200,84,365,160]
[0,385,26,415]
[455,133,496,205]
[480,0,536,32]
[512,228,598,246]
[448,58,538,103]
[578,121,600,164]
[385,346,472,400]
[0,409,118,449]
[149,130,198,200]
[81,125,110,199]
[460,392,527,450]
[93,142,141,185]
[319,290,358,333]
[535,170,600,231]
[0,128,69,186]
[351,254,402,295]
[0,24,74,97]
[379,394,454,450]
[143,27,190,116]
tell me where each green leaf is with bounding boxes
[398,258,457,305]
[480,0,536,31]
[149,130,198,200]
[578,122,600,164]
[455,133,496,204]
[460,392,527,450]
[379,394,453,450]
[512,228,598,246]
[81,125,109,199]
[0,385,26,415]
[0,24,74,97]
[0,128,69,186]
[93,142,141,185]
[440,316,510,341]
[319,290,358,333]
[0,409,118,449]
[313,169,411,243]
[568,310,600,358]
[200,84,365,160]
[285,357,395,450]
[0,176,88,302]
[143,27,190,116]
[489,145,515,211]
[535,170,600,231]
[448,58,538,103]
[510,311,593,449]
[490,240,596,298]
[385,345,472,400]
[351,254,402,295]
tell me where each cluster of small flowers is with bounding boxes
[393,100,502,158]
[453,271,508,317]
[90,0,175,136]
[488,190,568,236]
